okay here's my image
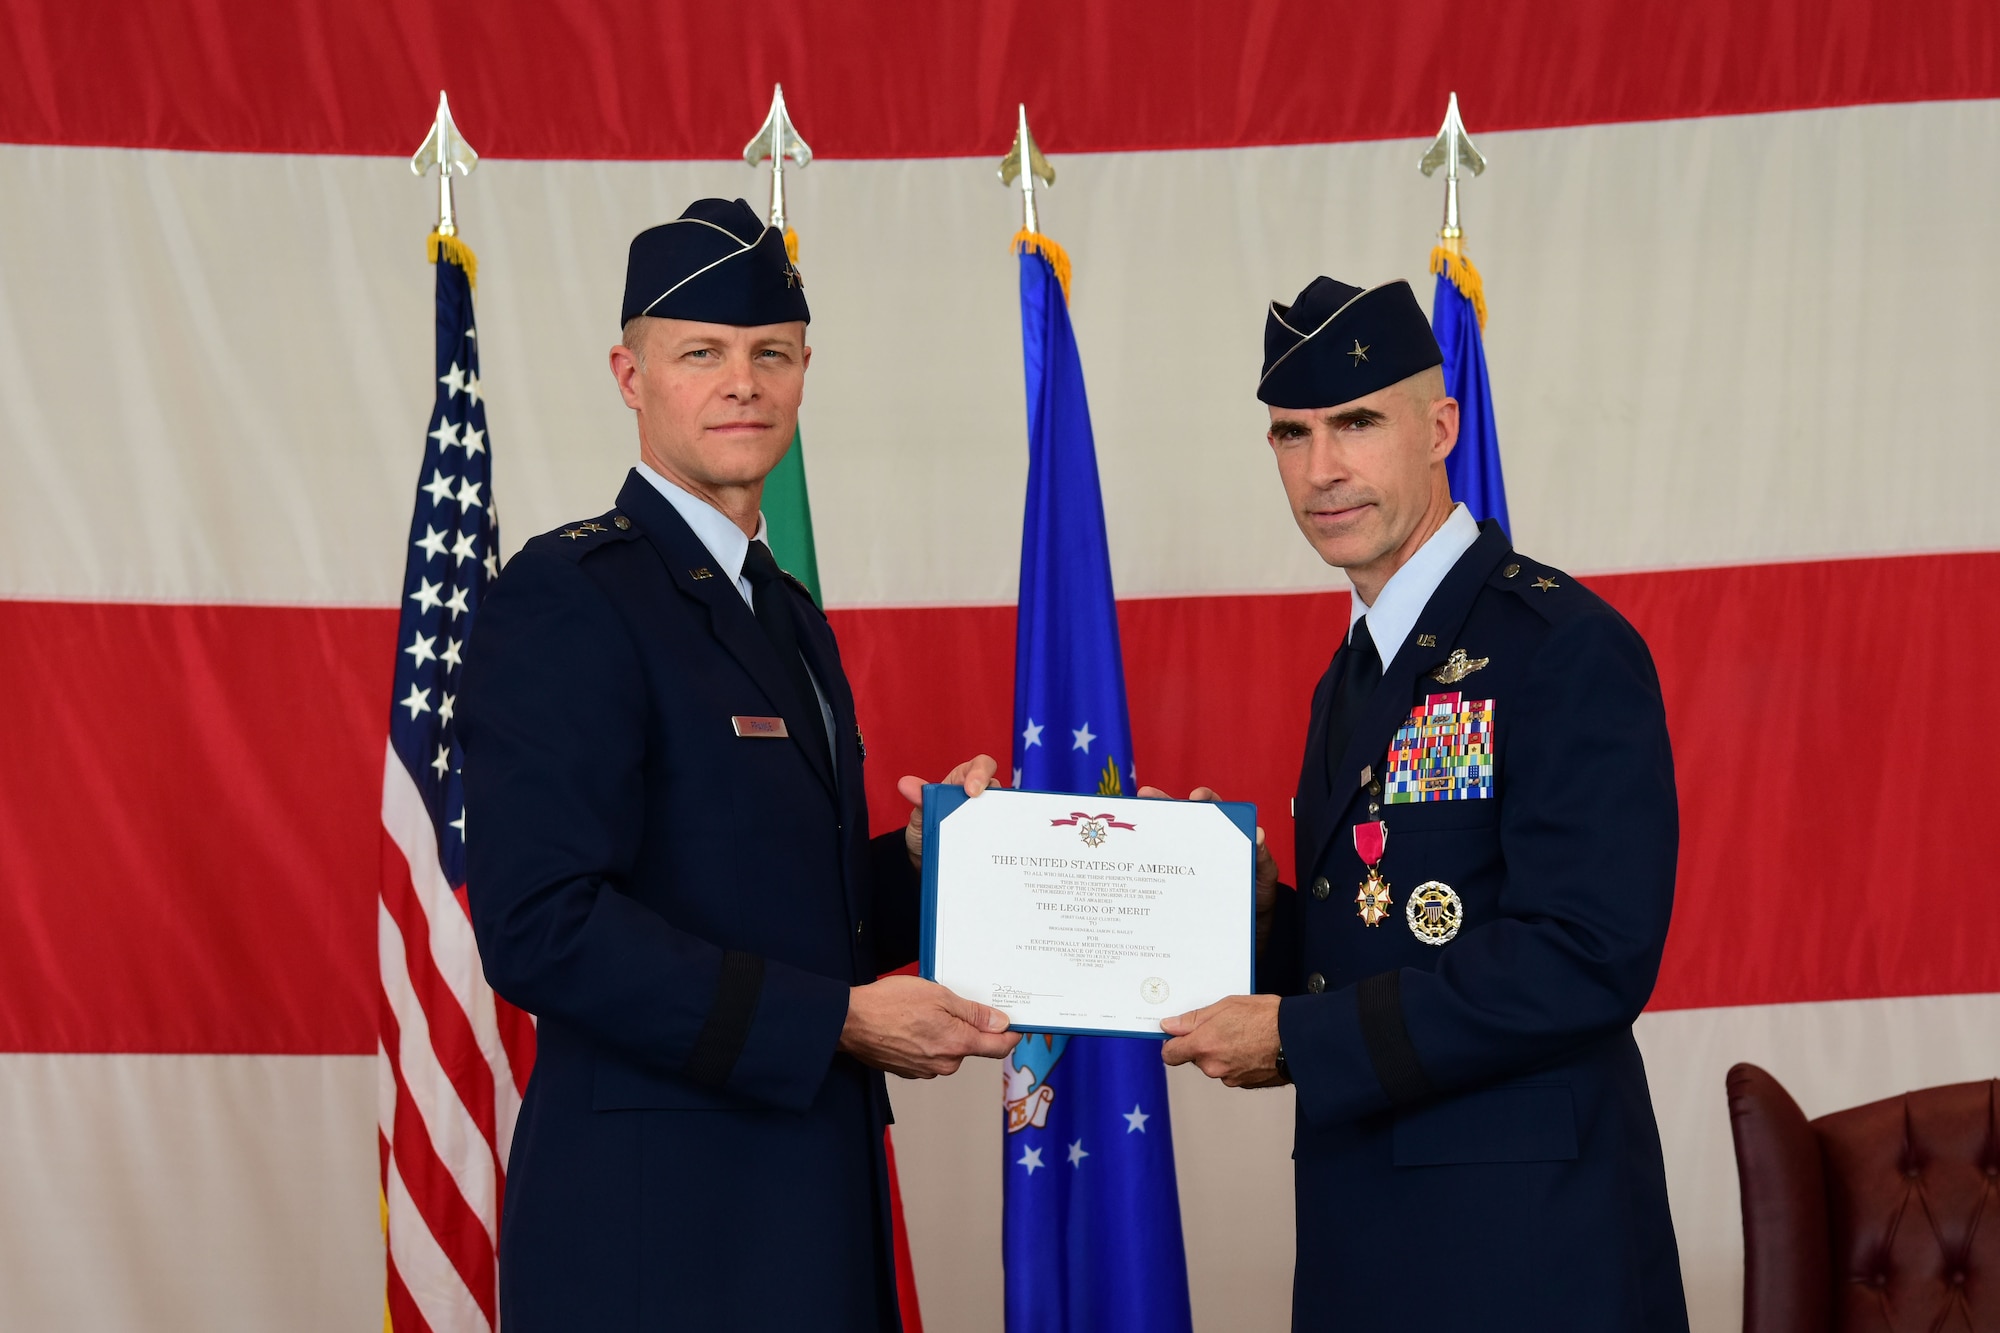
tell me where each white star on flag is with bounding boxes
[483,549,500,581]
[441,637,463,669]
[403,632,438,666]
[1124,1103,1150,1133]
[460,424,486,456]
[438,693,456,724]
[1022,718,1043,749]
[443,585,471,619]
[1067,1139,1089,1167]
[449,809,465,839]
[455,477,483,510]
[439,362,465,396]
[1013,767,1023,787]
[431,745,450,778]
[408,578,444,613]
[399,684,432,719]
[1072,722,1096,752]
[414,525,449,561]
[422,469,458,507]
[464,371,482,407]
[1018,1146,1044,1176]
[450,529,481,565]
[429,419,460,451]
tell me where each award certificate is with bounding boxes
[919,785,1256,1038]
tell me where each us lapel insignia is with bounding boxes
[1429,648,1490,685]
[690,567,714,580]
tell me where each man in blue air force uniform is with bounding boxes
[1157,277,1689,1330]
[458,199,1017,1332]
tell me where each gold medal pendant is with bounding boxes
[1355,867,1393,926]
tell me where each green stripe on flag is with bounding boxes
[763,426,821,605]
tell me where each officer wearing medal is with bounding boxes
[1157,276,1687,1329]
[458,199,1018,1332]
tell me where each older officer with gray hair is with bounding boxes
[1154,276,1688,1330]
[460,198,1015,1332]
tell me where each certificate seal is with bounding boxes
[1140,977,1170,1005]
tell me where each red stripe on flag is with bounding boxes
[385,1237,433,1333]
[0,599,384,1053]
[379,826,502,1162]
[1,553,1994,1055]
[0,0,1993,157]
[380,999,499,1328]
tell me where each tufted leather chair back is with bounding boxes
[1729,1063,2000,1333]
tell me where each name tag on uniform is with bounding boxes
[1383,692,1494,803]
[732,715,789,738]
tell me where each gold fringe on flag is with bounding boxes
[427,230,479,287]
[783,227,800,264]
[1013,229,1072,305]
[1429,238,1485,331]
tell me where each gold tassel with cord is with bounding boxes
[1428,239,1485,331]
[427,230,478,287]
[783,227,800,264]
[1012,229,1072,305]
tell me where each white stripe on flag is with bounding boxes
[379,896,498,1239]
[382,742,524,1157]
[385,1153,490,1333]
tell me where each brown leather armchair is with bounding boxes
[1727,1063,1999,1332]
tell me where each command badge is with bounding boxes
[1406,881,1463,945]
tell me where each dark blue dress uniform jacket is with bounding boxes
[458,471,919,1332]
[1264,521,1690,1332]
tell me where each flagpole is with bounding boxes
[1419,91,1486,325]
[999,105,1070,302]
[744,84,811,262]
[412,91,480,281]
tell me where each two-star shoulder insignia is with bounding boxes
[537,510,641,563]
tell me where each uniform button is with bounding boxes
[1311,876,1330,900]
[1368,802,1380,818]
[1369,780,1382,798]
[612,514,631,530]
[1307,972,1326,994]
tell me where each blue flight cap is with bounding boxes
[620,198,809,328]
[1257,277,1442,409]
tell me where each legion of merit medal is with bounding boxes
[1353,820,1392,925]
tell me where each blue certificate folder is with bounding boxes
[918,784,1258,1039]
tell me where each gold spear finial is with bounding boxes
[1419,91,1486,244]
[411,91,479,238]
[998,104,1056,235]
[745,84,811,260]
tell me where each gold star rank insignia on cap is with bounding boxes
[1348,339,1370,364]
[1533,576,1560,591]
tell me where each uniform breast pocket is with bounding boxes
[1392,1083,1577,1166]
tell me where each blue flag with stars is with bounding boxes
[1003,242,1194,1333]
[1433,260,1511,532]
[390,250,496,880]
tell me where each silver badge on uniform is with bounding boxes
[1406,881,1463,945]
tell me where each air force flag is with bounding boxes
[1003,238,1194,1333]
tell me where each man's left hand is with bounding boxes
[896,755,1002,867]
[1161,994,1288,1088]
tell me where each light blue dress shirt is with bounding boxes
[636,461,836,754]
[1347,501,1482,669]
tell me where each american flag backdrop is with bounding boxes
[378,243,535,1333]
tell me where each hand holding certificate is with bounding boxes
[919,786,1256,1037]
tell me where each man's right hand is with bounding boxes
[838,974,1020,1079]
[1139,784,1281,921]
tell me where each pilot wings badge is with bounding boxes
[1429,648,1490,685]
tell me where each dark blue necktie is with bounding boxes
[1324,615,1383,788]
